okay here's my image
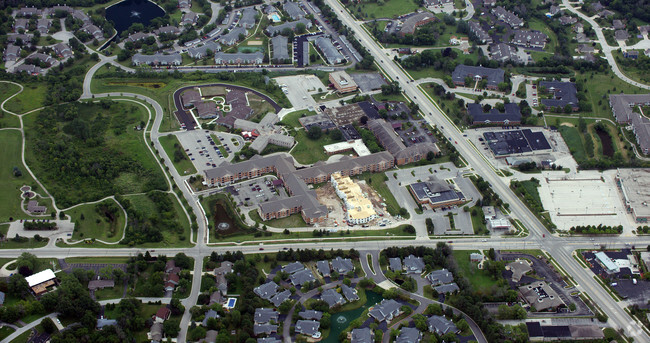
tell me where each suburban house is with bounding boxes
[369,299,402,322]
[403,255,425,274]
[492,6,524,27]
[321,289,345,307]
[350,327,374,343]
[427,315,458,335]
[511,30,548,49]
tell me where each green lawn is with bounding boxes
[67,198,126,242]
[528,19,558,53]
[518,180,542,207]
[123,193,192,248]
[405,48,481,80]
[452,250,499,290]
[290,130,342,164]
[357,172,404,218]
[249,210,307,228]
[578,70,647,119]
[10,329,32,343]
[64,257,130,264]
[3,82,47,114]
[613,51,650,84]
[94,285,124,300]
[346,0,421,19]
[0,130,42,221]
[0,83,22,128]
[159,134,197,175]
[280,109,316,128]
[0,326,15,341]
[558,125,587,161]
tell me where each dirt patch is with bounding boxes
[247,40,263,46]
[560,123,575,128]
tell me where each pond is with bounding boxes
[321,290,383,343]
[105,0,165,35]
[595,127,614,157]
[211,202,239,236]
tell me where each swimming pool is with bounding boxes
[271,14,281,22]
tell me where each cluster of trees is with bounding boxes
[617,53,650,83]
[119,191,184,245]
[358,126,383,153]
[474,175,506,208]
[30,102,166,207]
[23,221,57,230]
[569,224,623,235]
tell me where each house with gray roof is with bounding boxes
[434,283,460,294]
[154,26,181,36]
[7,33,32,44]
[559,16,577,25]
[254,308,279,324]
[28,53,54,66]
[615,29,629,41]
[403,255,425,274]
[317,260,330,277]
[469,21,492,44]
[512,30,547,49]
[270,289,291,306]
[124,32,149,44]
[178,0,191,8]
[181,11,199,26]
[53,43,72,59]
[426,269,454,286]
[97,318,117,329]
[13,64,42,75]
[427,315,458,335]
[240,8,257,29]
[254,281,279,300]
[283,262,305,274]
[271,35,290,62]
[284,1,306,19]
[452,65,505,90]
[214,51,263,65]
[539,81,579,111]
[299,310,323,320]
[266,18,312,36]
[149,322,163,342]
[369,299,402,322]
[295,320,321,338]
[341,284,359,302]
[254,323,278,336]
[331,257,354,274]
[188,41,221,59]
[13,18,29,32]
[220,27,248,45]
[314,36,344,65]
[202,309,218,326]
[15,7,41,17]
[132,53,181,66]
[397,327,422,343]
[351,327,373,343]
[82,24,104,40]
[321,289,345,307]
[36,19,51,34]
[0,291,5,306]
[3,45,20,62]
[492,6,524,28]
[290,269,316,286]
[489,43,519,63]
[389,257,402,272]
[399,12,436,36]
[257,338,281,343]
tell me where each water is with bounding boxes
[105,0,165,35]
[320,291,383,343]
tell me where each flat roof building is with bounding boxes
[468,103,522,125]
[324,139,372,157]
[330,71,358,94]
[595,251,620,273]
[616,169,650,222]
[452,65,505,90]
[368,119,439,165]
[25,269,57,295]
[331,172,377,225]
[314,36,344,65]
[518,281,565,311]
[399,12,436,35]
[408,176,465,209]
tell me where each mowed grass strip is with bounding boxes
[0,130,41,220]
[3,82,47,114]
[452,250,499,290]
[346,0,421,19]
[159,134,197,175]
[559,125,587,161]
[67,198,126,243]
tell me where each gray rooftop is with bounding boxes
[369,299,402,322]
[295,320,320,337]
[254,308,279,324]
[283,262,305,274]
[331,256,354,274]
[396,327,421,343]
[341,284,359,302]
[270,289,291,306]
[254,281,279,300]
[403,255,425,274]
[351,327,373,343]
[539,81,578,109]
[426,269,454,286]
[271,35,290,61]
[188,41,221,59]
[132,53,181,66]
[240,8,257,28]
[389,257,402,272]
[299,310,323,320]
[202,309,218,326]
[266,18,312,36]
[253,323,278,336]
[468,103,522,124]
[321,288,345,306]
[492,6,524,27]
[433,283,459,294]
[452,65,505,88]
[290,269,316,286]
[283,1,305,19]
[219,27,247,45]
[314,36,344,65]
[317,260,330,277]
[427,315,457,334]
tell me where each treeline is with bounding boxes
[0,0,110,9]
[23,221,57,230]
[118,191,184,245]
[569,224,623,235]
[29,102,166,207]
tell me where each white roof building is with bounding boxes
[25,269,56,287]
[595,252,620,274]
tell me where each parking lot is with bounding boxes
[391,119,438,147]
[174,130,243,172]
[228,176,287,207]
[274,74,326,111]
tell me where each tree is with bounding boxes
[296,22,306,34]
[16,253,39,274]
[321,312,331,329]
[164,319,181,337]
[307,126,322,139]
[41,317,58,334]
[329,129,343,141]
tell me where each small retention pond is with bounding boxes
[595,127,614,157]
[320,291,383,343]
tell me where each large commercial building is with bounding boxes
[408,176,466,209]
[539,81,579,111]
[452,65,505,90]
[518,281,565,311]
[368,119,439,165]
[329,71,358,94]
[616,168,650,223]
[331,172,377,225]
[468,103,522,125]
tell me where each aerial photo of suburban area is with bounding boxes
[0,0,650,342]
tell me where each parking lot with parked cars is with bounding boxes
[175,130,244,172]
[228,176,288,208]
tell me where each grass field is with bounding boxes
[159,134,197,175]
[2,82,47,114]
[452,250,499,290]
[0,326,15,341]
[249,210,307,228]
[558,125,587,161]
[94,284,124,300]
[290,130,342,164]
[0,82,22,128]
[405,49,481,80]
[346,0,421,19]
[0,130,42,221]
[578,70,647,119]
[358,172,403,217]
[529,19,558,53]
[518,180,543,207]
[124,193,192,248]
[64,257,130,264]
[67,198,126,242]
[280,109,316,128]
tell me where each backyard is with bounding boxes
[345,0,421,19]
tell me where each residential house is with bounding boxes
[53,43,72,58]
[271,35,289,62]
[178,0,191,8]
[214,261,232,295]
[369,299,402,322]
[351,327,373,343]
[124,31,149,44]
[321,289,345,307]
[615,29,629,41]
[3,45,20,62]
[181,11,199,26]
[149,322,163,342]
[559,16,577,25]
[219,27,248,45]
[426,269,454,286]
[16,7,41,17]
[82,24,104,40]
[270,289,291,306]
[433,283,460,294]
[202,309,218,326]
[284,1,306,20]
[209,291,223,305]
[470,253,484,262]
[317,260,330,277]
[483,0,496,6]
[573,22,584,33]
[0,291,4,306]
[613,19,625,30]
[295,320,321,338]
[13,19,29,32]
[154,26,181,36]
[13,64,42,75]
[254,324,278,336]
[239,8,257,29]
[492,6,524,28]
[188,41,221,59]
[512,30,548,49]
[427,315,458,335]
[403,255,425,274]
[36,19,52,34]
[396,327,422,343]
[623,50,639,59]
[489,43,519,63]
[341,284,360,302]
[389,257,402,272]
[331,257,354,274]
[549,5,561,16]
[283,262,305,274]
[154,307,171,323]
[254,281,279,300]
[299,310,323,320]
[265,18,312,36]
[469,21,492,44]
[314,36,344,65]
[254,308,279,324]
[28,53,54,66]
